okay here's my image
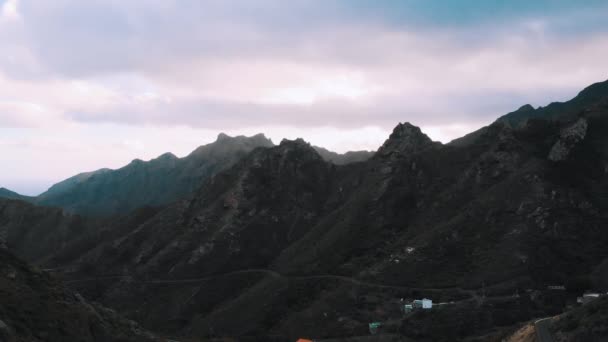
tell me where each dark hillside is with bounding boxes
[0,248,159,342]
[4,79,608,341]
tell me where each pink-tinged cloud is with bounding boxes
[1,0,608,193]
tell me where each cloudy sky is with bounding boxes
[1,0,607,195]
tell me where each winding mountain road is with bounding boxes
[63,269,281,284]
[60,267,481,303]
[535,317,555,342]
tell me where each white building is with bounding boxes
[578,293,603,305]
[413,298,433,309]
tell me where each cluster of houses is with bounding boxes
[405,298,433,312]
[368,298,434,335]
[299,286,608,341]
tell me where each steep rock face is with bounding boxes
[0,248,158,342]
[548,118,588,161]
[376,122,437,158]
[358,114,608,290]
[35,133,274,216]
[69,139,338,279]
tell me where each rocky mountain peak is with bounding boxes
[268,138,326,166]
[516,104,535,112]
[278,138,316,155]
[215,132,273,147]
[279,137,309,147]
[248,133,274,147]
[156,152,177,161]
[129,158,145,165]
[216,132,231,141]
[377,122,435,157]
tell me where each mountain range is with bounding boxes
[1,135,374,217]
[1,79,608,341]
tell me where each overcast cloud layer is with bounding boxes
[1,0,608,194]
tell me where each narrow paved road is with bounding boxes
[60,267,483,306]
[63,268,470,294]
[535,317,555,342]
[64,269,281,285]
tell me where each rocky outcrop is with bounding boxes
[548,118,588,161]
[376,122,437,158]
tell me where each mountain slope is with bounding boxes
[67,138,340,278]
[0,188,34,202]
[6,79,608,341]
[0,198,164,266]
[0,199,93,263]
[86,81,608,338]
[25,133,369,217]
[551,296,608,341]
[451,79,608,147]
[0,248,159,342]
[497,79,608,127]
[35,133,274,216]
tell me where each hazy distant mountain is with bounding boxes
[312,145,374,165]
[4,133,372,217]
[33,133,274,216]
[0,187,34,202]
[37,169,112,201]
